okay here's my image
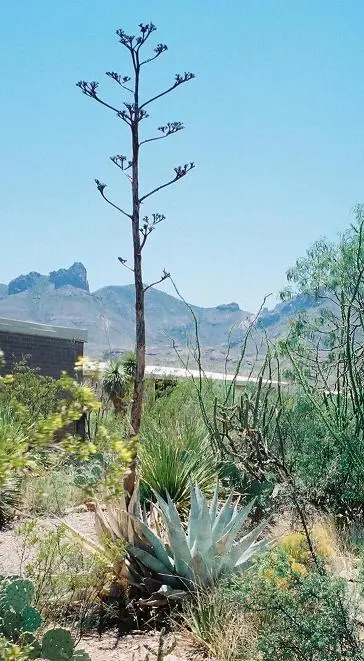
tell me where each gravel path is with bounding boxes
[0,511,96,575]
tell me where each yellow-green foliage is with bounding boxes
[0,638,30,660]
[265,525,336,589]
[0,366,101,489]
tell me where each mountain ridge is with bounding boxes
[0,263,314,369]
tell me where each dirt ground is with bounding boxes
[0,511,202,660]
[0,510,97,575]
[76,630,200,660]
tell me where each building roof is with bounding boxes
[0,318,88,343]
[144,365,286,386]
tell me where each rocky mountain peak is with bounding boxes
[7,263,89,296]
[8,271,42,296]
[215,302,240,313]
[49,262,89,292]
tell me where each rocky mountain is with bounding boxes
[0,263,317,369]
[0,264,256,365]
[8,263,89,296]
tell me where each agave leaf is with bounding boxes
[105,504,126,540]
[227,520,269,567]
[190,540,214,587]
[127,514,174,572]
[63,522,106,556]
[153,490,172,522]
[209,482,219,521]
[153,490,194,580]
[128,480,142,544]
[187,483,201,550]
[211,492,235,541]
[94,502,122,541]
[128,546,181,588]
[192,484,213,555]
[142,503,148,525]
[165,493,195,580]
[233,538,269,569]
[214,497,257,555]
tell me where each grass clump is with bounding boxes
[140,417,218,510]
[182,589,258,661]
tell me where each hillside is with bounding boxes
[0,264,256,365]
[0,262,320,369]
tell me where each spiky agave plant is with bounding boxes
[126,483,269,602]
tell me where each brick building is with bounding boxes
[0,318,87,378]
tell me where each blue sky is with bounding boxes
[1,1,364,311]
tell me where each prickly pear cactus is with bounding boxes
[21,632,42,659]
[41,629,74,660]
[41,628,90,661]
[0,578,41,643]
[3,580,34,614]
[0,579,91,661]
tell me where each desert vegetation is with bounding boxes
[2,15,364,661]
[2,205,364,659]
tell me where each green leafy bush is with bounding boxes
[0,362,65,423]
[229,548,363,661]
[0,364,102,506]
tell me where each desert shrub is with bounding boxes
[154,377,178,399]
[277,207,364,521]
[18,521,110,633]
[274,391,364,518]
[0,361,65,423]
[139,415,218,510]
[21,468,85,516]
[145,378,217,428]
[0,408,26,525]
[228,548,363,661]
[0,370,100,479]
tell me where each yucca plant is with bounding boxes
[140,418,218,511]
[102,359,129,414]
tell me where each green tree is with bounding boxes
[280,204,364,517]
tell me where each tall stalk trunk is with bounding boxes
[77,23,195,497]
[131,224,145,435]
[127,59,144,495]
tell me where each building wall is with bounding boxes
[0,330,84,378]
[0,319,87,437]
